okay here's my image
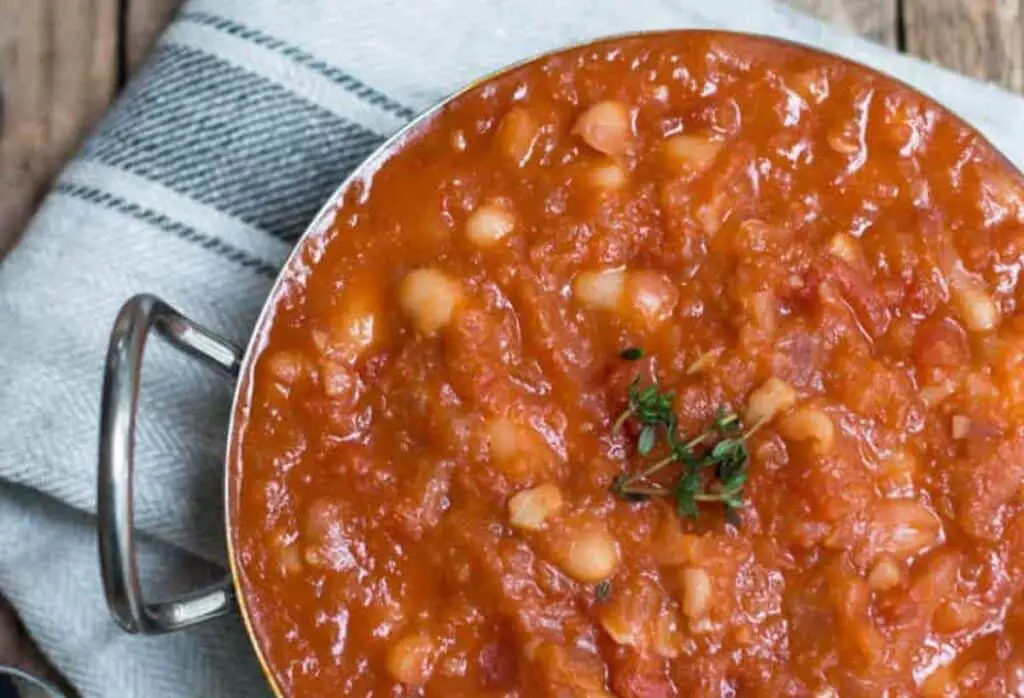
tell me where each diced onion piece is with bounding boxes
[466,201,515,247]
[745,377,797,426]
[508,484,564,531]
[779,406,835,454]
[653,610,683,658]
[827,233,862,265]
[920,665,955,698]
[573,100,632,156]
[951,270,999,333]
[320,361,358,399]
[662,134,722,174]
[951,415,971,440]
[920,379,957,407]
[827,125,861,155]
[559,528,621,583]
[687,348,723,375]
[878,449,918,494]
[867,556,902,591]
[398,268,462,336]
[934,600,985,634]
[573,269,626,311]
[487,417,522,464]
[496,106,540,166]
[385,632,437,685]
[624,270,678,329]
[866,499,942,561]
[679,567,712,619]
[263,350,310,387]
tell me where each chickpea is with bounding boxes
[573,269,626,311]
[508,484,564,531]
[779,406,835,454]
[573,268,677,330]
[398,268,461,336]
[662,134,722,174]
[679,566,712,619]
[486,417,555,480]
[466,200,516,247]
[385,632,437,685]
[745,377,797,426]
[559,528,621,583]
[573,100,632,157]
[586,161,628,190]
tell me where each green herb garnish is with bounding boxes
[595,580,612,602]
[620,347,645,361]
[610,352,763,522]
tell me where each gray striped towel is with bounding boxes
[1,0,1023,696]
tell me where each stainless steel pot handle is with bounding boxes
[98,294,242,634]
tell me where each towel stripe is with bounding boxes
[82,44,388,242]
[178,10,419,122]
[54,182,280,278]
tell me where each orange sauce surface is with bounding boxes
[231,32,1024,697]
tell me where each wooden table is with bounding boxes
[0,0,1021,257]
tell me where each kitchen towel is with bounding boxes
[1,0,1023,696]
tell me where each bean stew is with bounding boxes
[231,32,1024,697]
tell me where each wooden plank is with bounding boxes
[903,0,1024,94]
[0,597,79,697]
[783,0,899,47]
[0,0,119,256]
[125,0,186,74]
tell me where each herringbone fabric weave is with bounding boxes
[1,1,1022,696]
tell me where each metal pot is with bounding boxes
[96,29,1018,696]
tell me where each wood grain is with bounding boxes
[0,596,79,697]
[903,0,1024,93]
[784,0,899,47]
[125,0,186,73]
[0,0,119,256]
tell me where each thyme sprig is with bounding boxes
[611,348,761,522]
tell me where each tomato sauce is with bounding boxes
[230,32,1024,696]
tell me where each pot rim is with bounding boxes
[220,28,1023,697]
